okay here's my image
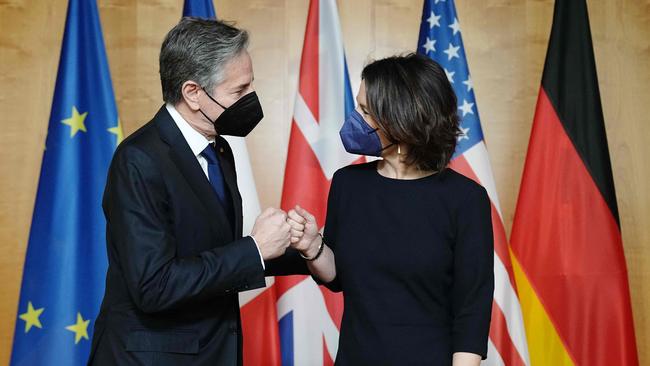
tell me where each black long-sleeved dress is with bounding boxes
[322,161,494,366]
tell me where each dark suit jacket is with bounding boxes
[88,106,307,366]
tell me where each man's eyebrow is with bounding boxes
[233,82,250,89]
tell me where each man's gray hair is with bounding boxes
[159,17,249,104]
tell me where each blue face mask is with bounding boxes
[339,110,392,156]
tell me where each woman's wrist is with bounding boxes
[300,233,324,261]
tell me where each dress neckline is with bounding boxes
[372,160,439,182]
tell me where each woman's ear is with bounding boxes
[180,81,201,111]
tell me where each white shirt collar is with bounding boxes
[166,103,213,157]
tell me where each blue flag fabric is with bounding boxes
[417,0,483,158]
[183,0,217,18]
[10,0,121,364]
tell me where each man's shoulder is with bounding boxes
[110,111,169,170]
[115,108,170,153]
[120,118,159,149]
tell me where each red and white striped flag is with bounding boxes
[416,1,530,364]
[276,0,361,364]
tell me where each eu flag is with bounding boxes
[10,0,121,364]
[183,0,217,18]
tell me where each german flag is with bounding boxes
[510,0,639,365]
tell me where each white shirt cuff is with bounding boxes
[249,235,265,270]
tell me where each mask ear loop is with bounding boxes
[201,86,227,110]
[198,86,228,127]
[370,125,399,153]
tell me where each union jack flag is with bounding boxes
[276,0,360,364]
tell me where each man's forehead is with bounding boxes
[220,52,253,85]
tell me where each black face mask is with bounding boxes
[199,88,264,137]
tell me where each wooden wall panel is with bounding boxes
[1,0,648,364]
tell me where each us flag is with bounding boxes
[417,0,530,365]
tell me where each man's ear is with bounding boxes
[181,81,201,111]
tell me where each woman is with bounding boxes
[287,53,494,366]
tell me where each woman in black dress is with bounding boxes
[287,53,494,366]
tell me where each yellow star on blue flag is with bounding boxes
[65,313,90,344]
[108,118,124,144]
[61,106,88,138]
[18,302,44,333]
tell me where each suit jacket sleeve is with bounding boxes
[263,248,310,276]
[104,145,266,314]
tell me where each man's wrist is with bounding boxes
[249,235,266,270]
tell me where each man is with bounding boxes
[88,18,308,365]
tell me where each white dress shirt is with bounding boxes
[166,104,265,269]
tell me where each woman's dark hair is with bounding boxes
[361,53,460,172]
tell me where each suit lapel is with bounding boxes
[153,106,233,241]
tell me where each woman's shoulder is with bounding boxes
[332,161,378,181]
[437,168,488,199]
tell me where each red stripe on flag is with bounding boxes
[298,0,319,121]
[274,275,306,300]
[281,121,330,225]
[511,88,638,365]
[489,300,527,366]
[319,285,343,329]
[323,335,334,366]
[241,288,282,366]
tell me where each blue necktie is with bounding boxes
[201,144,232,215]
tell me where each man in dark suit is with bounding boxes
[88,18,308,365]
